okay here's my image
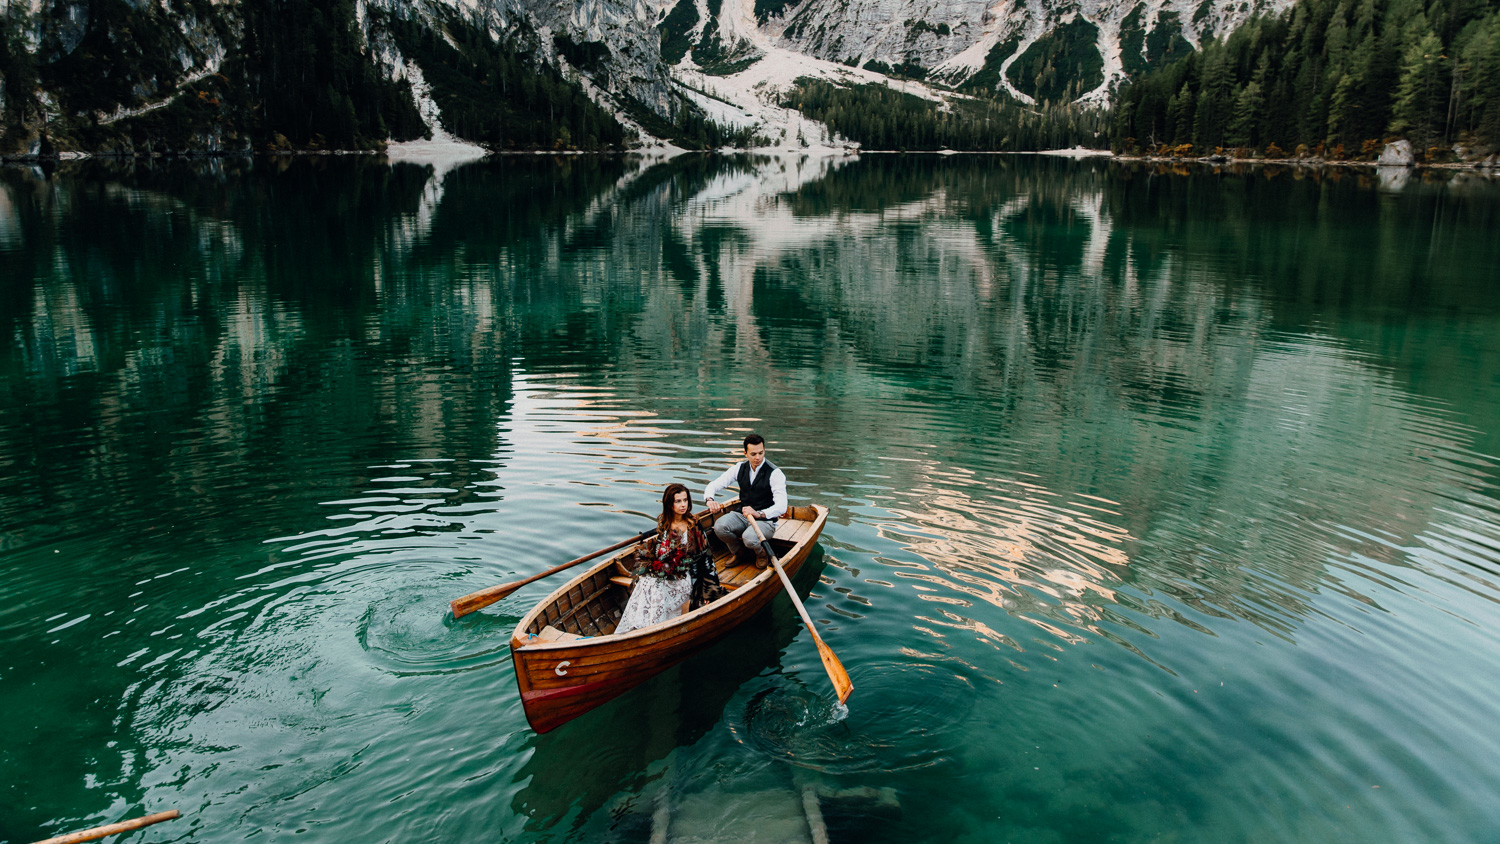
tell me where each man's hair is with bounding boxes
[743,434,765,449]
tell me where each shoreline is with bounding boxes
[0,148,621,163]
[5,146,1498,174]
[1111,153,1500,172]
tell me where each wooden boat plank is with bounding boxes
[519,626,770,693]
[520,637,728,680]
[792,519,816,542]
[552,584,610,630]
[721,565,757,586]
[776,525,807,548]
[522,634,767,693]
[772,518,807,542]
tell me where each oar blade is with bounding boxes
[450,581,521,619]
[752,517,853,705]
[813,634,854,704]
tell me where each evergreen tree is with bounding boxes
[1113,0,1500,155]
[1454,13,1500,142]
[1169,82,1195,143]
[1228,80,1265,146]
[1325,72,1357,145]
[0,12,40,133]
[1389,31,1450,149]
[1325,4,1352,71]
[1194,50,1237,148]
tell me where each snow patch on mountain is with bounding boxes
[387,59,490,158]
[776,0,1293,102]
[933,0,1018,74]
[663,0,957,151]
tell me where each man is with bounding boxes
[704,434,787,568]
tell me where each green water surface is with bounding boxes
[2,154,1499,843]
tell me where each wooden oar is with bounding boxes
[31,810,180,844]
[451,530,654,619]
[451,503,731,619]
[749,518,853,704]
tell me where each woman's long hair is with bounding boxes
[658,483,691,534]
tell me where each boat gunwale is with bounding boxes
[511,503,828,652]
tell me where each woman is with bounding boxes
[615,483,707,634]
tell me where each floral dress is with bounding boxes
[615,524,705,634]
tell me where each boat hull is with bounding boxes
[510,505,828,733]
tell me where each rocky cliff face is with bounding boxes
[0,0,676,155]
[369,0,676,113]
[707,0,1293,104]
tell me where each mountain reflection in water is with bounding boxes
[2,154,1499,843]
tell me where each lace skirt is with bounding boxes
[615,574,692,634]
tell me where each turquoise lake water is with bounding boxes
[2,154,1499,842]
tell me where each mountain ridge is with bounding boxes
[0,0,1437,157]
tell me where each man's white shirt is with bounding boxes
[704,461,788,520]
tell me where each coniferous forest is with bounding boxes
[238,0,428,150]
[1112,0,1500,158]
[0,0,431,152]
[384,12,626,150]
[0,0,628,154]
[782,80,1108,151]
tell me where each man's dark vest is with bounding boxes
[737,459,778,515]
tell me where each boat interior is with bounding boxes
[522,507,821,642]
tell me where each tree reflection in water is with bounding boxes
[3,153,1500,842]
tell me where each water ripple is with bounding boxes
[729,661,977,775]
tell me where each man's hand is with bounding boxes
[707,500,722,514]
[741,506,758,519]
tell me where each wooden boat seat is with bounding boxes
[717,563,761,587]
[536,625,586,643]
[774,512,822,545]
[609,576,633,588]
[710,512,814,589]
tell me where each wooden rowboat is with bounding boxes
[510,502,829,733]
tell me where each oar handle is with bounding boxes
[751,521,818,632]
[450,503,731,619]
[450,529,653,618]
[31,810,180,844]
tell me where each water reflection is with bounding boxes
[7,151,1496,653]
[3,154,1500,842]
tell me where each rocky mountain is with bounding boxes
[0,0,678,155]
[660,0,1294,105]
[0,0,1295,155]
